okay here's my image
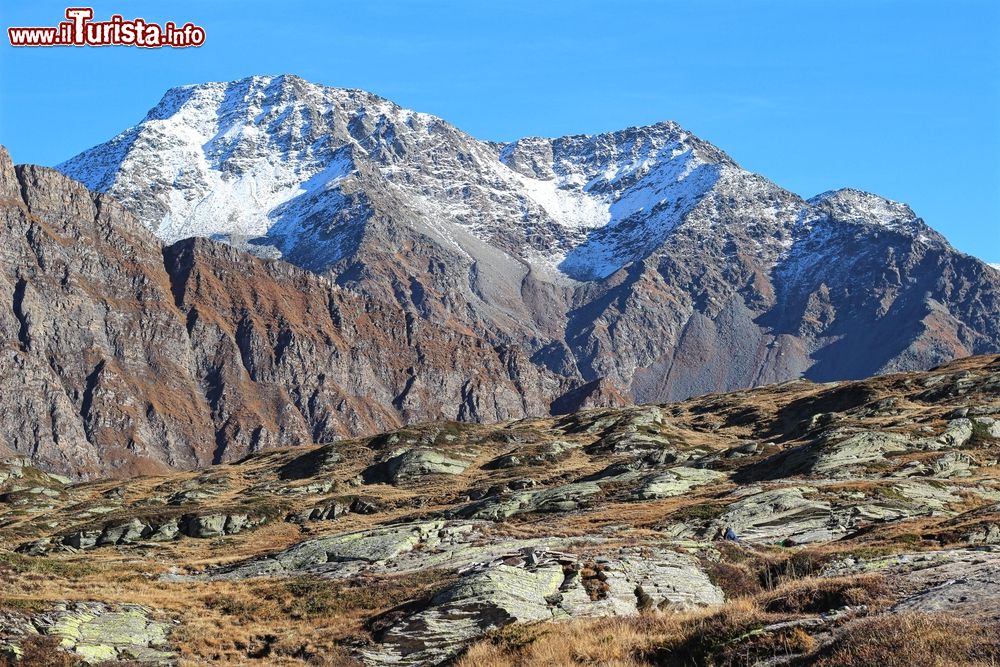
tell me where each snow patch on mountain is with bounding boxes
[808,189,920,233]
[58,75,734,281]
[56,74,975,286]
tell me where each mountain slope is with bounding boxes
[57,75,1000,401]
[0,146,571,478]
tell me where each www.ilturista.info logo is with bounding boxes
[8,7,205,48]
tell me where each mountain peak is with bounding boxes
[808,188,922,233]
[57,75,739,279]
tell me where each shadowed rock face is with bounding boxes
[0,147,569,478]
[56,75,1000,404]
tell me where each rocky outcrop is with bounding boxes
[713,487,846,545]
[0,603,173,665]
[366,545,721,666]
[362,449,469,485]
[822,549,1000,620]
[631,467,727,500]
[741,429,913,480]
[366,561,566,665]
[19,509,273,553]
[453,482,604,521]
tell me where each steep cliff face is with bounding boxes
[57,75,1000,403]
[0,147,564,478]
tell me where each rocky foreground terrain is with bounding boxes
[1,355,999,665]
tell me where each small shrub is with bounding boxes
[706,561,762,599]
[0,636,77,667]
[761,575,890,614]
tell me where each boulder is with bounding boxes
[286,502,350,523]
[363,449,468,484]
[454,482,602,520]
[96,518,149,546]
[63,529,103,551]
[632,467,726,500]
[714,486,844,545]
[965,523,1000,545]
[0,603,173,665]
[146,518,180,542]
[180,514,227,538]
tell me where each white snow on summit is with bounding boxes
[58,75,734,281]
[808,188,919,232]
[57,74,966,282]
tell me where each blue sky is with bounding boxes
[1,0,998,262]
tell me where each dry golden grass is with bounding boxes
[456,600,769,667]
[458,605,1000,667]
[457,571,897,667]
[810,613,1000,667]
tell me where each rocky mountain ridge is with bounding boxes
[56,75,1000,402]
[0,146,587,478]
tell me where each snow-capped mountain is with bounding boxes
[58,75,1000,401]
[59,75,731,281]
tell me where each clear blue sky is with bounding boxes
[2,0,998,262]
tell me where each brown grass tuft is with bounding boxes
[810,613,1000,667]
[760,574,891,614]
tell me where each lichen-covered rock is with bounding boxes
[632,467,727,500]
[361,545,722,665]
[0,602,174,665]
[454,482,602,520]
[743,429,911,480]
[96,518,148,546]
[563,548,724,616]
[822,549,1000,620]
[484,440,578,470]
[179,512,265,538]
[366,562,565,665]
[886,480,962,512]
[976,416,1000,439]
[211,521,458,579]
[714,486,845,545]
[893,451,977,479]
[363,449,468,484]
[285,501,350,523]
[917,419,974,450]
